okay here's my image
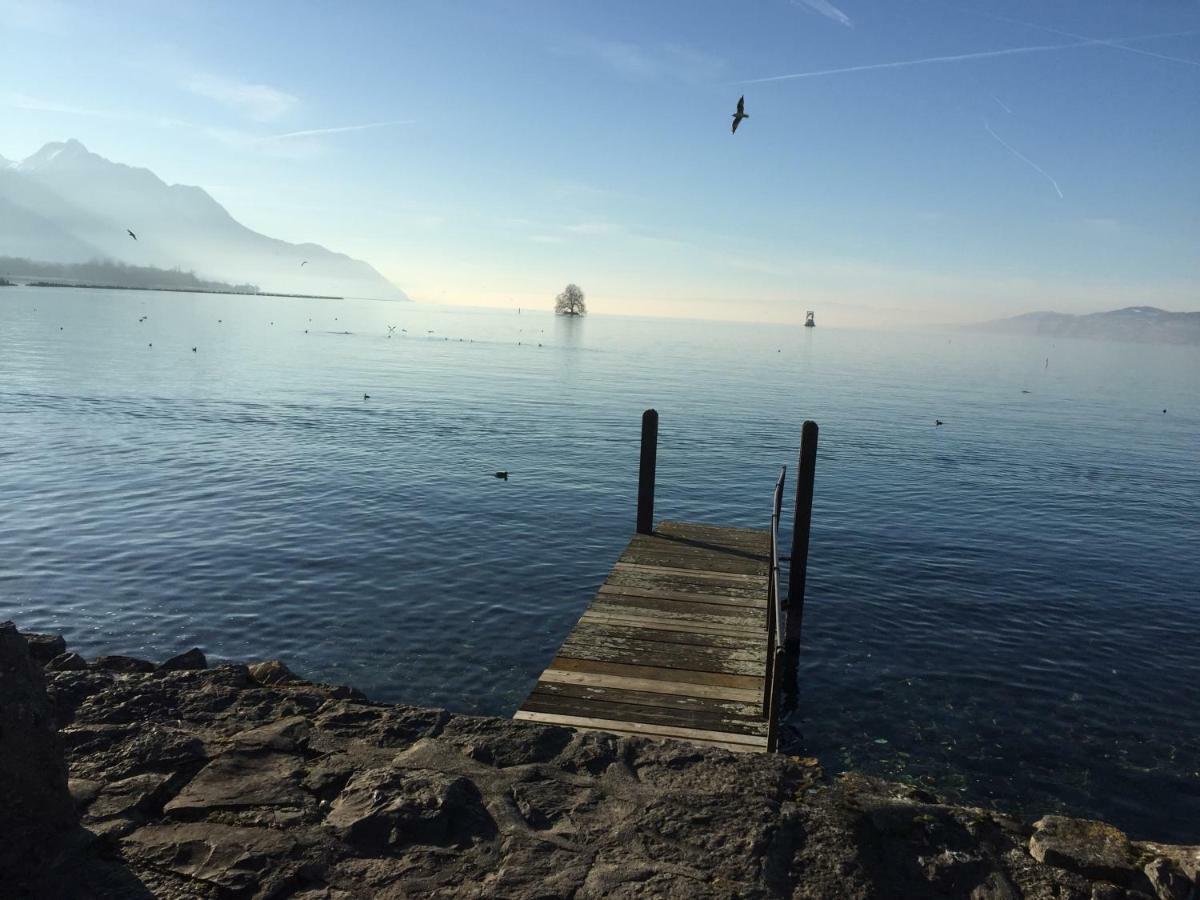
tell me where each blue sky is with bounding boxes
[2,0,1198,324]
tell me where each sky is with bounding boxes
[2,0,1198,325]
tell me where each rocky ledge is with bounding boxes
[2,623,1196,900]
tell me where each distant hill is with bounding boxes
[0,257,259,294]
[972,306,1200,345]
[0,140,407,301]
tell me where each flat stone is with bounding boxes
[1030,816,1138,886]
[46,651,89,671]
[21,631,67,666]
[325,766,495,850]
[87,772,175,820]
[91,655,156,674]
[229,715,310,753]
[248,659,299,685]
[164,751,309,818]
[68,777,103,810]
[158,647,207,671]
[123,822,297,893]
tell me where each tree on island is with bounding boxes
[554,283,587,317]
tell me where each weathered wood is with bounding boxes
[555,639,764,676]
[513,710,769,750]
[597,583,766,609]
[571,621,765,651]
[637,409,658,535]
[579,610,763,638]
[536,668,762,704]
[516,520,774,751]
[547,656,763,691]
[783,421,819,712]
[592,593,765,622]
[618,549,767,576]
[611,562,765,584]
[531,679,762,719]
[523,692,768,736]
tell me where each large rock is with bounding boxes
[20,630,67,666]
[123,822,298,894]
[158,647,207,671]
[0,622,78,884]
[325,767,495,850]
[1029,816,1141,885]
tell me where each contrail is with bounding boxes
[258,121,415,142]
[732,28,1200,84]
[992,95,1012,114]
[983,119,1063,199]
[932,3,1200,69]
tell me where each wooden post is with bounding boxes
[636,409,658,534]
[782,420,818,708]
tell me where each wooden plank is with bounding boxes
[513,710,769,749]
[565,624,766,658]
[523,692,768,737]
[536,667,763,704]
[627,533,769,562]
[598,583,766,609]
[611,562,766,585]
[530,679,763,719]
[546,656,763,691]
[603,572,767,601]
[516,716,763,753]
[573,619,763,648]
[658,520,771,541]
[580,610,763,639]
[618,550,767,577]
[555,638,764,676]
[595,600,763,628]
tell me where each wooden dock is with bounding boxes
[514,411,818,755]
[515,520,774,753]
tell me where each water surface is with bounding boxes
[1,286,1196,841]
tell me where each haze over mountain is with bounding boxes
[972,306,1200,345]
[0,140,406,300]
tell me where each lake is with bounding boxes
[1,285,1196,841]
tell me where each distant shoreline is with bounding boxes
[3,281,343,301]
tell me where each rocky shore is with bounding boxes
[2,622,1195,899]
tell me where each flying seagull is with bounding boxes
[127,229,137,240]
[731,95,748,134]
[300,260,308,267]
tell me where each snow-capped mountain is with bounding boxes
[0,140,406,300]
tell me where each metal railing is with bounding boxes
[763,465,787,751]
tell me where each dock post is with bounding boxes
[636,409,658,535]
[782,420,818,707]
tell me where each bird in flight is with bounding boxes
[127,229,137,240]
[300,260,308,267]
[731,96,748,134]
[387,325,397,335]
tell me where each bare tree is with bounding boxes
[554,283,587,316]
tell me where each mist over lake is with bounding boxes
[2,285,1197,840]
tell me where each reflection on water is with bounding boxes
[1,286,1197,840]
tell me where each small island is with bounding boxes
[554,283,587,317]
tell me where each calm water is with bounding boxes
[2,286,1197,841]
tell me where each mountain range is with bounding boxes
[972,306,1200,345]
[0,140,405,300]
